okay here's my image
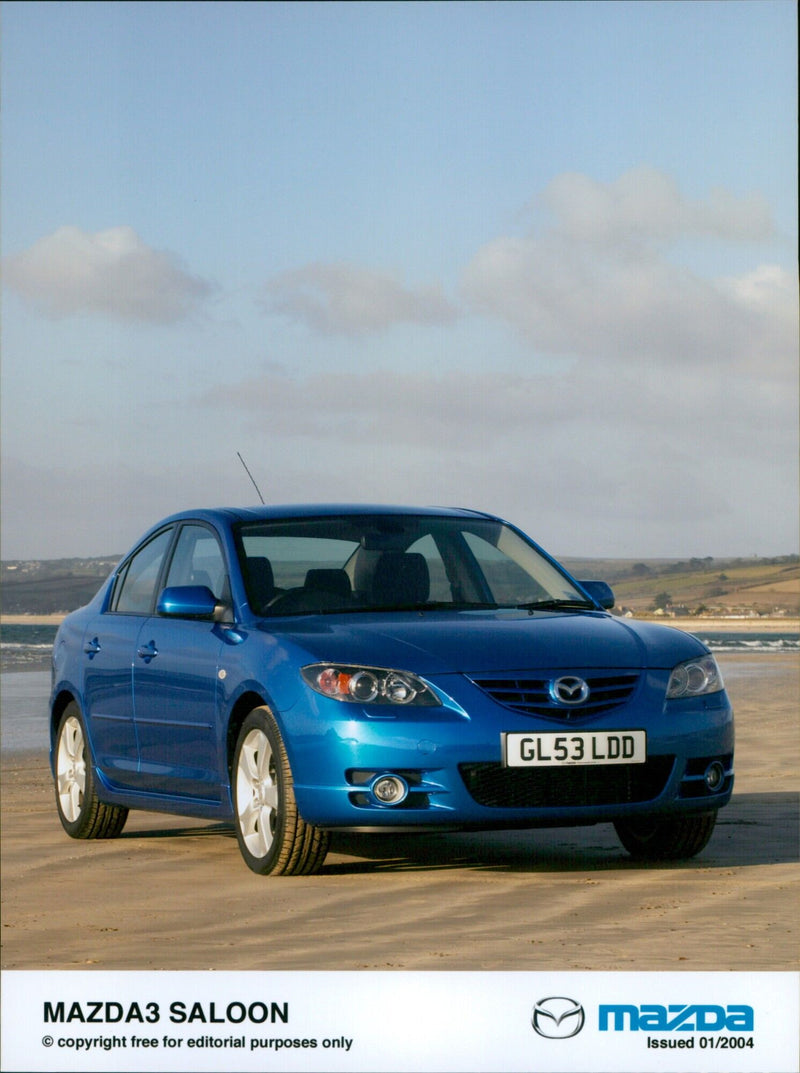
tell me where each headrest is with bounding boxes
[304,568,352,598]
[372,552,430,606]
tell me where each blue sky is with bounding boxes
[2,0,797,560]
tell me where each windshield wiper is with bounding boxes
[516,598,595,612]
[323,600,500,615]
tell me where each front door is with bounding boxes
[131,524,229,800]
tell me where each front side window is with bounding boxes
[112,529,174,615]
[462,529,565,605]
[236,515,588,616]
[164,524,228,601]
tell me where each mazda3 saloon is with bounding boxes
[50,505,734,875]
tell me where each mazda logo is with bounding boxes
[532,996,585,1039]
[549,676,590,705]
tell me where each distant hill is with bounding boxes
[562,554,799,617]
[1,557,119,615]
[1,553,798,617]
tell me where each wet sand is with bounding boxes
[1,654,797,972]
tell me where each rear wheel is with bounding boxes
[614,812,717,860]
[54,703,128,839]
[232,707,330,875]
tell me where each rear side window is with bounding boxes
[112,529,173,614]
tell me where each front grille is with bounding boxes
[459,757,674,809]
[469,672,639,718]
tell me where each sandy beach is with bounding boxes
[1,653,797,973]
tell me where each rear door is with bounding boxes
[82,527,174,789]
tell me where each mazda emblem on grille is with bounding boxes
[549,676,590,705]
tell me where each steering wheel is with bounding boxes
[265,587,310,612]
[265,587,346,614]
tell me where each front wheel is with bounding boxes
[54,703,128,839]
[232,707,330,875]
[614,811,717,860]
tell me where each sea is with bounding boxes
[1,622,798,755]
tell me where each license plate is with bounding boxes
[503,730,646,767]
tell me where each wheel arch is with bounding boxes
[226,690,270,778]
[50,690,79,751]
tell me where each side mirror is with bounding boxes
[157,585,220,619]
[579,580,615,610]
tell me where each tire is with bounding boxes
[614,811,717,860]
[54,703,129,839]
[232,707,330,876]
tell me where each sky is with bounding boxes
[1,0,797,561]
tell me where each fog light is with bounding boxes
[704,761,725,791]
[369,774,409,806]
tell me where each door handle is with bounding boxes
[136,640,158,662]
[83,637,101,656]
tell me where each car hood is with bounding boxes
[263,610,707,674]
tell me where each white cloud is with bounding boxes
[207,368,543,447]
[4,350,796,558]
[462,167,791,372]
[260,262,458,335]
[717,262,799,349]
[191,358,796,555]
[3,226,214,323]
[204,358,797,460]
[540,166,775,245]
[3,168,796,560]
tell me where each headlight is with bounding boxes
[301,664,440,706]
[666,655,724,699]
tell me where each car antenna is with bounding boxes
[237,452,265,504]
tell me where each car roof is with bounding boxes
[158,503,502,527]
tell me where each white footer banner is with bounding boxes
[2,970,797,1073]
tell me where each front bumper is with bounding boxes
[284,670,735,829]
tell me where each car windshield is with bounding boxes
[236,514,590,617]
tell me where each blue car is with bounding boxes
[50,505,734,875]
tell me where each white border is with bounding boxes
[2,970,798,1073]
